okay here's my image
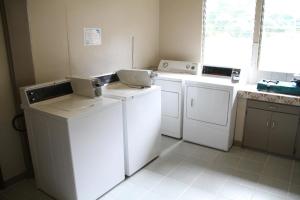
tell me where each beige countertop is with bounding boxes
[237,84,300,106]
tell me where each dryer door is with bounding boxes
[186,86,230,126]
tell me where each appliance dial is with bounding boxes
[163,62,168,68]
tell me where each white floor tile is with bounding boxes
[100,193,117,200]
[252,190,286,200]
[160,136,180,152]
[289,184,300,194]
[211,165,236,178]
[167,161,204,184]
[287,193,300,200]
[214,153,240,169]
[2,137,298,200]
[228,169,259,189]
[238,158,265,174]
[267,156,293,169]
[288,184,300,200]
[189,146,220,164]
[171,142,200,157]
[105,181,148,200]
[292,170,300,186]
[192,170,228,194]
[219,181,254,200]
[295,161,300,169]
[145,153,184,176]
[178,186,216,200]
[229,146,245,157]
[151,177,189,199]
[256,176,289,198]
[242,149,268,162]
[127,169,164,190]
[139,191,170,200]
[262,165,292,182]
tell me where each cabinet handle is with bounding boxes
[266,120,270,127]
[191,98,194,107]
[271,121,276,129]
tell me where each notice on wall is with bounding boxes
[84,28,102,46]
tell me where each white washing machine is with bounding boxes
[154,60,198,139]
[100,71,161,176]
[20,79,125,200]
[183,66,240,151]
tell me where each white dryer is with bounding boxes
[100,72,161,176]
[21,80,125,200]
[183,66,240,151]
[154,60,199,139]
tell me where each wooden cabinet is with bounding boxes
[244,108,271,151]
[296,131,300,159]
[268,112,299,156]
[244,100,300,157]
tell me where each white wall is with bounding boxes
[0,14,26,181]
[159,0,203,62]
[27,0,160,83]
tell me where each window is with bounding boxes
[259,0,300,73]
[203,0,256,68]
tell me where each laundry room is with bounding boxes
[1,0,300,200]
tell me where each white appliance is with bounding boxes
[158,60,199,75]
[100,71,161,176]
[20,79,125,200]
[69,76,102,97]
[183,72,238,151]
[117,69,156,87]
[154,60,199,139]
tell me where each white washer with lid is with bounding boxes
[21,80,125,200]
[101,71,161,176]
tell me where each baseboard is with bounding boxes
[1,170,34,189]
[233,140,243,146]
[0,168,4,190]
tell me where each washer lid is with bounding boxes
[49,97,97,111]
[101,82,160,99]
[31,95,121,119]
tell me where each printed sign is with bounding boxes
[84,28,101,46]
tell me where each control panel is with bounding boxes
[158,60,199,75]
[202,66,241,82]
[25,81,73,105]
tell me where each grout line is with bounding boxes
[288,160,295,195]
[138,139,187,199]
[254,154,269,193]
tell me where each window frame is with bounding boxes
[201,0,298,75]
[201,0,258,70]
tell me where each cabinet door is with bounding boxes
[296,131,300,159]
[244,108,272,151]
[161,91,181,137]
[186,86,230,126]
[161,91,179,118]
[268,113,299,156]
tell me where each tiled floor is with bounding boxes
[1,136,300,200]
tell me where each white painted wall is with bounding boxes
[0,14,26,181]
[159,0,203,62]
[27,0,160,83]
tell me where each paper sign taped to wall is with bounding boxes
[84,28,101,46]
